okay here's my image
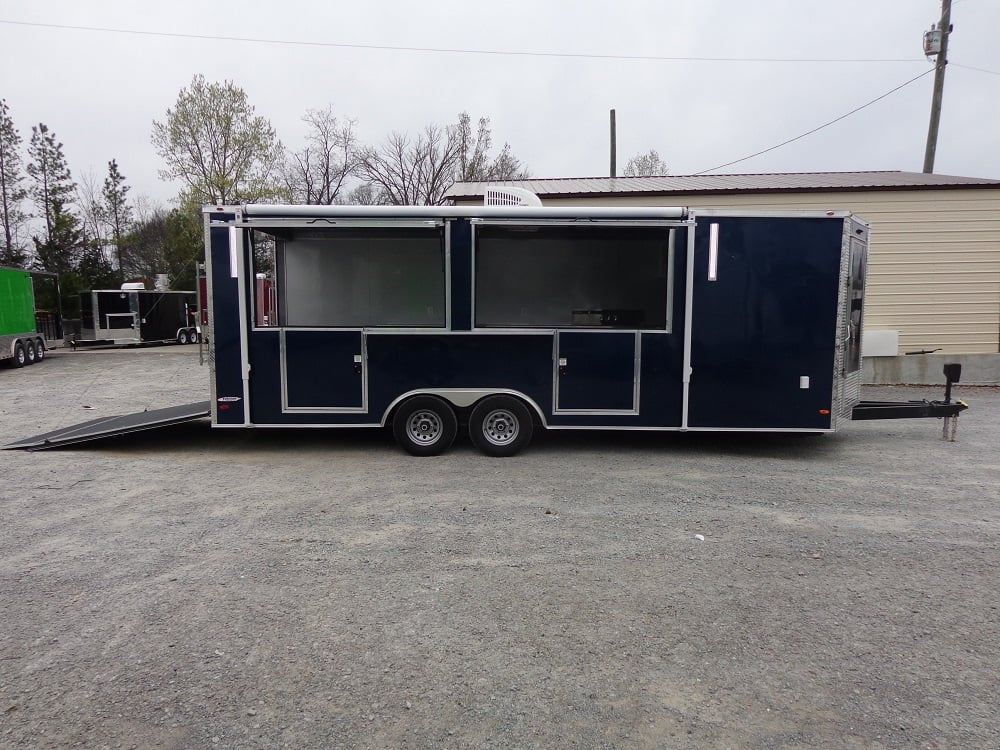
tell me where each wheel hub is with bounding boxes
[408,411,442,444]
[483,409,519,446]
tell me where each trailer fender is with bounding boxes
[381,389,547,428]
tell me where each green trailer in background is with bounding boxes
[0,266,58,368]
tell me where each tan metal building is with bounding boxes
[447,172,1000,358]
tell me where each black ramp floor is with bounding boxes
[4,401,211,451]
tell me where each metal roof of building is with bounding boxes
[446,171,1000,200]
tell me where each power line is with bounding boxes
[952,62,1000,76]
[0,19,925,65]
[694,69,935,175]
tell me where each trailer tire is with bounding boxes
[188,329,199,344]
[392,396,457,456]
[468,396,534,457]
[34,339,44,361]
[11,341,26,368]
[24,339,36,365]
[177,330,189,345]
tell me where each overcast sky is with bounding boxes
[1,0,997,207]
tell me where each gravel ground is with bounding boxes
[0,346,997,749]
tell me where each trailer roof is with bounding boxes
[213,204,688,220]
[445,171,1000,200]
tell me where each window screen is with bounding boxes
[475,225,672,329]
[272,227,445,328]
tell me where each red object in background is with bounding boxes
[198,276,208,325]
[255,275,274,327]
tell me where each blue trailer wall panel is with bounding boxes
[209,222,246,425]
[209,209,858,436]
[688,217,843,429]
[450,219,473,331]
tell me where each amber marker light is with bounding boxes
[819,409,831,415]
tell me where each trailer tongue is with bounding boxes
[852,363,968,440]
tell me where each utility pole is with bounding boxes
[923,0,953,173]
[610,109,617,177]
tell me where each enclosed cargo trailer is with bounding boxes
[75,288,199,347]
[1,266,57,368]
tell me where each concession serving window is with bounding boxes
[256,225,446,328]
[474,223,675,330]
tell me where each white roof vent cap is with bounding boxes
[484,186,542,207]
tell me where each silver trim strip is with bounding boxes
[211,422,382,429]
[234,220,251,426]
[236,204,687,220]
[666,228,676,333]
[210,422,832,434]
[681,219,696,431]
[203,215,218,425]
[381,388,547,427]
[692,208,855,219]
[470,218,687,227]
[544,426,834,433]
[234,219,445,229]
[445,220,452,330]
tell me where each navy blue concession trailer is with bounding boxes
[201,202,884,456]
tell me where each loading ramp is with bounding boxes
[4,401,210,451]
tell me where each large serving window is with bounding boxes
[474,224,674,329]
[258,226,446,328]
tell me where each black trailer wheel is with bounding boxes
[469,396,534,457]
[34,339,44,361]
[12,341,26,368]
[24,339,36,364]
[392,396,457,456]
[188,329,199,344]
[177,330,189,345]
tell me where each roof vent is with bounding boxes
[484,186,542,207]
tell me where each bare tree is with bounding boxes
[356,113,529,206]
[76,168,106,249]
[284,106,357,204]
[623,149,669,177]
[0,99,30,267]
[454,113,528,183]
[357,125,459,206]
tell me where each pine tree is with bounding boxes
[27,123,82,274]
[102,158,131,274]
[0,99,29,267]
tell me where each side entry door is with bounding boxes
[281,329,365,411]
[555,330,638,414]
[687,217,844,429]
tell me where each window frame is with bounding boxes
[245,220,450,331]
[470,219,681,333]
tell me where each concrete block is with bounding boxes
[863,353,1000,385]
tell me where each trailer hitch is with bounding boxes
[851,363,968,441]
